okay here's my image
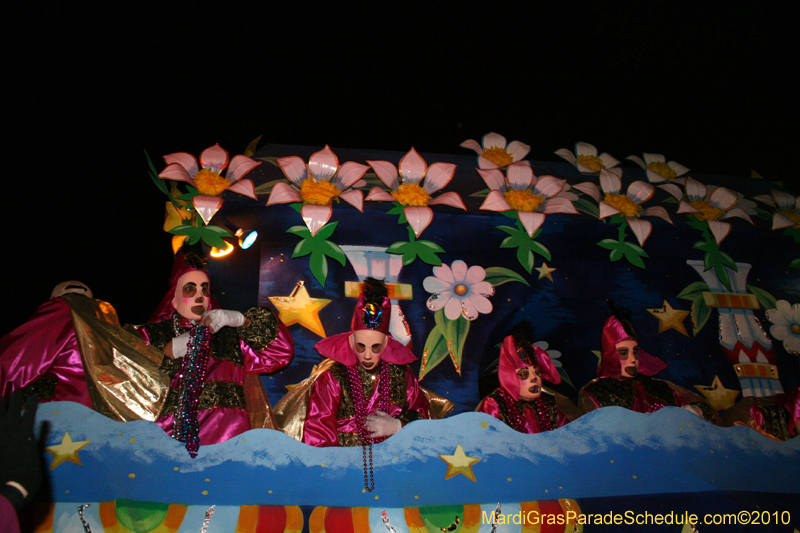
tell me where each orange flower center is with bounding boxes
[300,178,341,205]
[604,193,641,217]
[780,209,800,228]
[791,324,800,334]
[646,161,678,180]
[504,189,546,212]
[194,168,232,196]
[576,154,604,172]
[392,183,431,206]
[690,200,724,221]
[482,146,515,167]
[454,284,468,295]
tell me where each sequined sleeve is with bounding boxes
[238,308,294,375]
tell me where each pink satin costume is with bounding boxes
[579,315,717,422]
[476,335,568,433]
[1,297,96,406]
[138,313,293,445]
[302,283,430,447]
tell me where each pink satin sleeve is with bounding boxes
[0,494,20,533]
[556,410,569,428]
[241,321,293,374]
[403,366,430,420]
[0,299,91,407]
[303,370,342,447]
[476,396,503,419]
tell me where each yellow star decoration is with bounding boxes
[647,300,690,337]
[695,376,740,410]
[535,263,556,282]
[46,432,91,470]
[269,281,331,338]
[439,444,480,482]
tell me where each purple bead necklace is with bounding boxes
[347,361,391,491]
[173,323,212,457]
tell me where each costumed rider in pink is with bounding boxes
[725,386,800,441]
[578,303,718,423]
[1,281,98,406]
[477,324,571,433]
[136,251,293,455]
[303,277,430,447]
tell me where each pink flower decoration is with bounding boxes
[754,190,800,230]
[477,161,578,237]
[423,260,495,321]
[460,132,531,169]
[676,177,754,244]
[573,168,673,246]
[267,145,369,236]
[159,144,261,224]
[626,153,690,184]
[555,142,620,174]
[366,148,466,238]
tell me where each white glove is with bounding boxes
[364,410,402,439]
[201,309,246,334]
[169,332,191,359]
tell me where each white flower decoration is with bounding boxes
[477,161,579,237]
[753,190,800,230]
[533,341,562,368]
[572,168,673,246]
[676,177,754,244]
[626,153,690,183]
[555,142,620,174]
[766,300,800,355]
[460,132,531,169]
[423,260,495,321]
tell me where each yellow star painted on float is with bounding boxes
[46,432,91,470]
[439,444,480,482]
[535,263,556,282]
[269,281,331,338]
[695,376,739,410]
[647,300,690,337]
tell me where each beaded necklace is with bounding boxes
[172,321,212,457]
[347,361,391,492]
[498,387,555,433]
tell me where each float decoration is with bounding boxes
[286,222,347,288]
[573,169,672,269]
[626,152,690,184]
[385,226,446,266]
[419,261,498,378]
[753,189,800,268]
[150,144,262,250]
[675,177,754,292]
[765,300,800,356]
[460,132,531,169]
[267,146,369,286]
[366,148,466,241]
[554,141,620,174]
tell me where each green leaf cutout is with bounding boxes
[483,267,530,287]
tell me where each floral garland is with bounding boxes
[347,361,391,491]
[172,321,212,457]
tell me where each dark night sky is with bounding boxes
[4,3,798,336]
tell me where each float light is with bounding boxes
[225,222,258,249]
[210,241,234,258]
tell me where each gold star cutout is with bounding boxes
[535,263,556,282]
[647,300,690,336]
[269,281,331,338]
[695,376,739,410]
[439,444,480,482]
[46,432,91,470]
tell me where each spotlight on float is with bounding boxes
[210,241,234,258]
[225,223,258,249]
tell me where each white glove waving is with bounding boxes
[364,410,402,439]
[201,309,246,334]
[170,332,191,359]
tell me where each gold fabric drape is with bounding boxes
[67,294,169,422]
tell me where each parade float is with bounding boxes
[24,137,800,532]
